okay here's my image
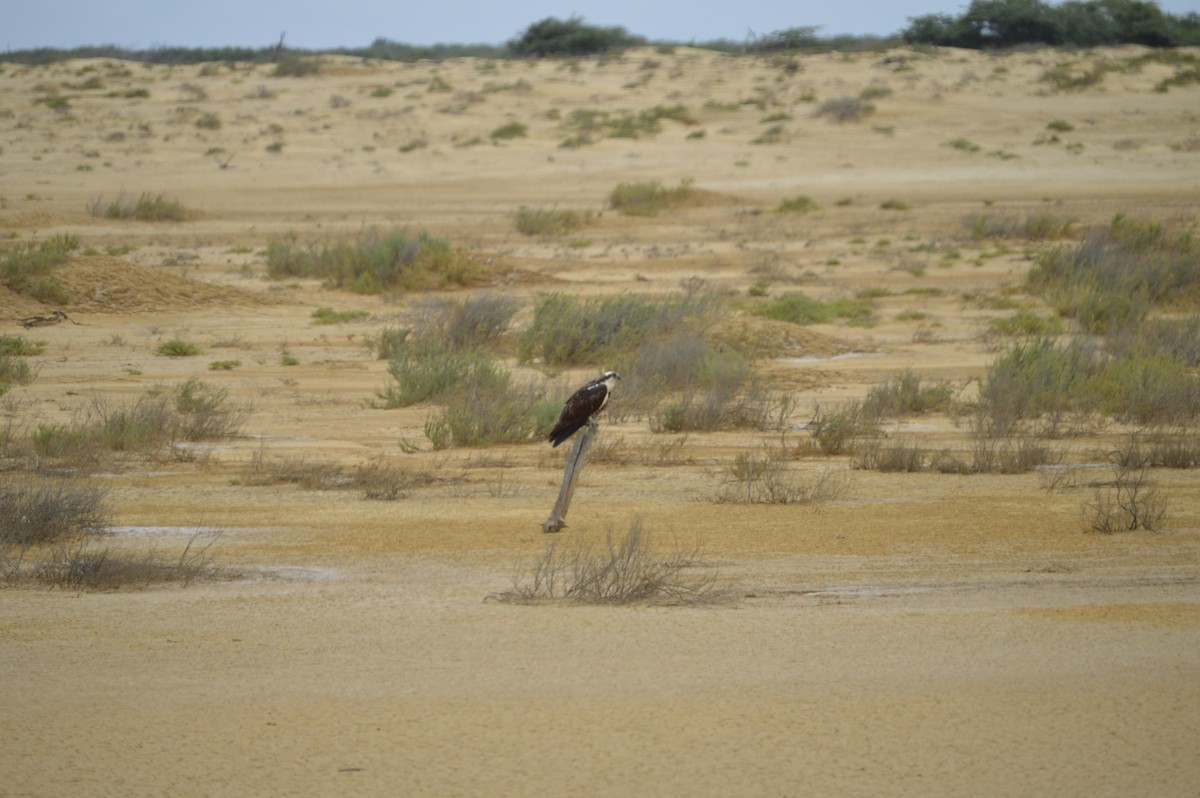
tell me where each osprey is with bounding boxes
[548,371,621,447]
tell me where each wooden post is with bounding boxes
[541,420,597,533]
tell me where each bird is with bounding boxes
[548,371,621,447]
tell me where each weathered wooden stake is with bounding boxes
[541,419,597,533]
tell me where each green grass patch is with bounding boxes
[1,233,78,302]
[748,293,875,326]
[311,307,370,325]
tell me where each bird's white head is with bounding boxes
[600,371,622,388]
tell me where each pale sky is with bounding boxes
[5,0,1199,51]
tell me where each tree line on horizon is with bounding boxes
[5,0,1198,65]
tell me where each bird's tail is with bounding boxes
[548,423,581,448]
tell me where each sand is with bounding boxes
[1,45,1198,796]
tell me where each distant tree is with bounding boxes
[507,16,644,57]
[902,0,1194,47]
[751,26,824,52]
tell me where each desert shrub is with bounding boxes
[1,233,78,301]
[1120,316,1200,367]
[807,401,880,455]
[311,307,370,324]
[1028,215,1198,333]
[515,206,592,236]
[651,357,778,434]
[31,423,93,461]
[86,394,175,451]
[490,121,527,140]
[0,355,35,392]
[155,338,200,357]
[1083,465,1167,533]
[716,446,848,504]
[409,294,520,351]
[814,96,873,123]
[491,516,724,606]
[517,286,719,366]
[1113,430,1200,470]
[369,326,410,360]
[265,228,479,294]
[380,342,509,408]
[88,193,189,221]
[195,112,221,130]
[31,533,220,591]
[863,369,954,417]
[776,195,820,213]
[749,292,874,326]
[968,211,1073,240]
[977,337,1096,433]
[0,475,110,555]
[173,378,250,441]
[608,179,702,216]
[272,55,321,77]
[0,335,46,357]
[432,375,546,447]
[988,309,1065,337]
[852,438,928,471]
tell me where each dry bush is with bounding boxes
[715,446,849,504]
[863,369,954,417]
[806,401,880,455]
[491,517,728,606]
[852,437,928,471]
[813,96,874,123]
[1083,465,1167,533]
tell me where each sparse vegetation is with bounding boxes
[88,193,190,221]
[748,293,875,326]
[515,207,593,236]
[490,517,725,605]
[1,233,78,303]
[608,179,704,216]
[266,229,479,294]
[156,339,201,357]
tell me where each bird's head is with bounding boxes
[600,370,622,386]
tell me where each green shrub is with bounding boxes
[380,343,507,408]
[517,287,719,366]
[776,195,820,213]
[608,179,701,217]
[156,339,201,357]
[1,234,79,300]
[969,211,1073,240]
[272,55,321,77]
[172,378,250,441]
[0,335,46,356]
[863,369,954,417]
[814,96,873,123]
[265,228,478,294]
[490,121,527,140]
[988,309,1066,336]
[410,294,520,350]
[195,112,221,130]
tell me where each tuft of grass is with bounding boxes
[272,55,322,77]
[208,359,241,371]
[806,401,881,455]
[0,475,110,555]
[943,137,981,153]
[265,228,479,294]
[490,517,726,606]
[195,112,221,130]
[879,198,910,211]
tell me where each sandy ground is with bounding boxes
[2,45,1199,796]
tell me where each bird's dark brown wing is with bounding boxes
[548,381,608,447]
